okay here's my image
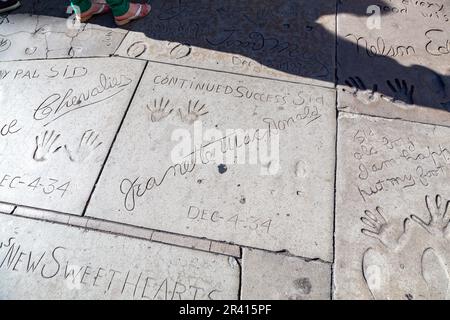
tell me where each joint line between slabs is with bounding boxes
[80,60,149,217]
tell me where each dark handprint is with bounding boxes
[343,76,379,104]
[386,79,415,105]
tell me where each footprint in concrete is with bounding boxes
[293,277,312,295]
[421,247,450,300]
[295,160,307,178]
[261,160,279,175]
[362,248,390,300]
[287,277,312,300]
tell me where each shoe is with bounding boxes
[71,2,111,23]
[0,0,21,14]
[114,3,151,26]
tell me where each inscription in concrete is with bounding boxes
[0,57,145,214]
[335,113,450,299]
[86,62,336,261]
[0,213,239,299]
[116,0,335,87]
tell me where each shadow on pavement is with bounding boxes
[11,0,450,112]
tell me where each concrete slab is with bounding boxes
[0,213,239,299]
[115,0,336,87]
[335,112,450,300]
[0,14,127,60]
[337,0,450,126]
[0,57,145,214]
[241,248,331,300]
[86,61,336,261]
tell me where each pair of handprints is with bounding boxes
[146,97,208,124]
[361,194,450,299]
[33,129,102,163]
[343,76,415,105]
[344,73,450,110]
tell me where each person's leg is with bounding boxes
[70,0,150,25]
[70,0,128,16]
[70,0,92,14]
[104,0,129,17]
[70,0,112,22]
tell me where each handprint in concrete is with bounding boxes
[64,129,103,163]
[178,99,209,124]
[411,195,450,238]
[33,130,62,162]
[361,195,450,300]
[147,97,174,122]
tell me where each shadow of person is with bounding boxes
[14,0,450,111]
[335,0,450,113]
